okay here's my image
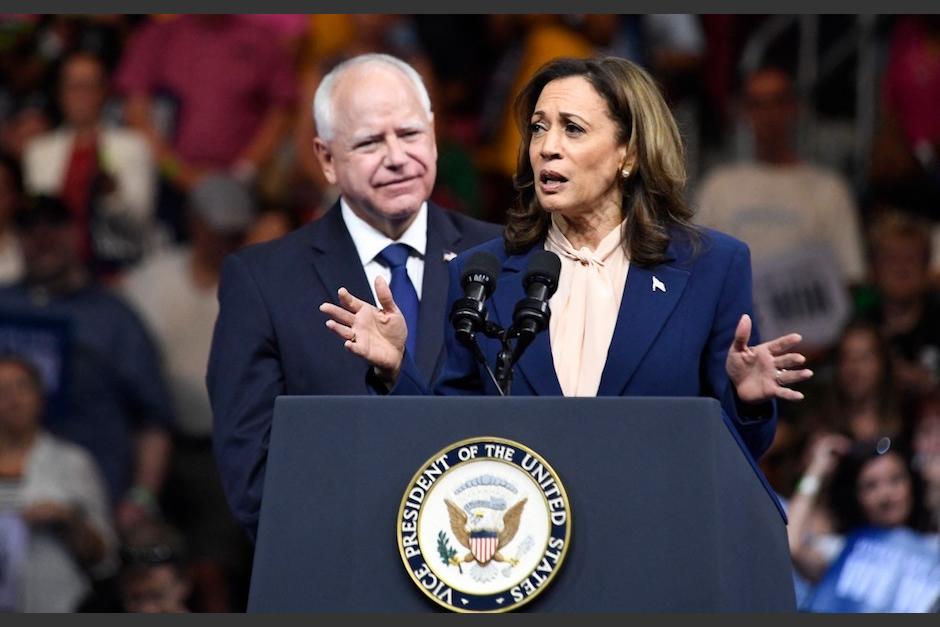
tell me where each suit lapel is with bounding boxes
[415,203,461,381]
[308,203,375,308]
[491,247,563,396]
[596,258,690,396]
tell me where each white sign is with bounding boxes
[751,244,851,349]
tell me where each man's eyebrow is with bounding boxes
[348,124,427,146]
[349,131,382,145]
[397,120,428,132]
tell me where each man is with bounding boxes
[695,67,867,355]
[695,66,866,287]
[0,195,174,530]
[207,54,500,541]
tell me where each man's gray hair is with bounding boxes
[313,53,433,142]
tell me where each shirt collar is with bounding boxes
[340,198,428,266]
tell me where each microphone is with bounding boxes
[450,251,501,346]
[510,250,561,362]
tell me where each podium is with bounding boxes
[247,396,795,612]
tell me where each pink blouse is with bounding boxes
[544,215,630,396]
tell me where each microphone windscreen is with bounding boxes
[523,250,561,295]
[461,251,501,296]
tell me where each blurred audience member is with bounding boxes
[788,436,938,612]
[870,16,940,217]
[115,16,296,239]
[121,175,254,611]
[0,152,25,284]
[242,205,298,248]
[861,210,940,400]
[0,354,116,612]
[118,521,190,613]
[0,196,174,531]
[23,51,155,276]
[695,67,867,287]
[816,321,903,442]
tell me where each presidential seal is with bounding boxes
[397,437,571,613]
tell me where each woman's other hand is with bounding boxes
[726,314,814,404]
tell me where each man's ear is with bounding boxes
[313,138,338,185]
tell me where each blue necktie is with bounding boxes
[376,243,419,358]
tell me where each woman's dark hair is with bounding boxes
[505,56,699,266]
[828,438,932,534]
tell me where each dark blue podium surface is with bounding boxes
[248,396,794,612]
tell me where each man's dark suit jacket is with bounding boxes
[207,201,500,540]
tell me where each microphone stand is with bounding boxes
[456,320,505,396]
[460,320,518,397]
[466,313,548,397]
[458,294,553,397]
[493,340,514,397]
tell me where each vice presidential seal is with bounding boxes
[397,437,571,612]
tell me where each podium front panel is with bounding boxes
[248,396,794,612]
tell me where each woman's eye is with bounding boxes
[530,122,546,134]
[565,123,584,134]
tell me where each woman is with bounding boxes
[0,354,116,612]
[320,56,812,460]
[23,51,155,273]
[788,436,938,612]
[817,320,903,442]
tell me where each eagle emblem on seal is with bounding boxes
[444,496,528,567]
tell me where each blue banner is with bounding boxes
[0,311,72,423]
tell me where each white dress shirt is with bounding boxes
[340,199,427,304]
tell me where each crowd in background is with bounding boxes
[0,14,937,612]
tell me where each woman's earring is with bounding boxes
[621,168,631,179]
